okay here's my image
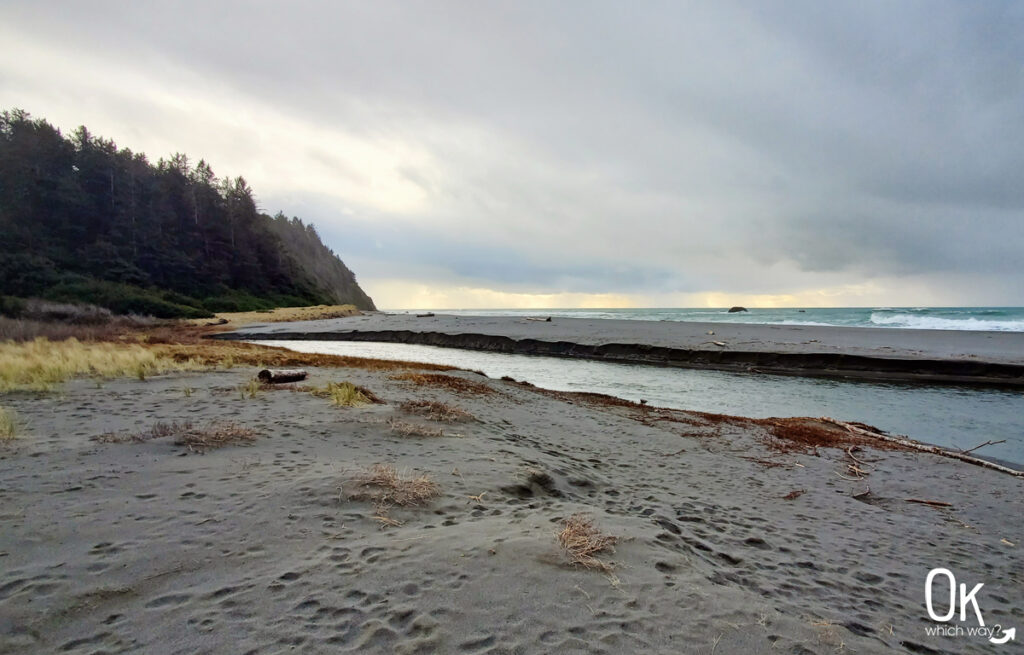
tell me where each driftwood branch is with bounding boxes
[960,439,1007,455]
[820,418,1023,478]
[905,498,953,508]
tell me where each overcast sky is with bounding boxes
[2,1,1022,308]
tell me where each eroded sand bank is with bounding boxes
[220,314,1024,385]
[1,365,1021,654]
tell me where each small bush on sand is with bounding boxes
[349,463,441,514]
[399,400,476,422]
[557,514,617,572]
[94,420,257,452]
[0,338,199,391]
[0,407,23,441]
[309,381,380,407]
[175,422,258,452]
[387,418,445,438]
[389,372,493,395]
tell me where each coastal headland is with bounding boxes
[219,314,1024,386]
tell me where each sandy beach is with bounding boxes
[2,362,1021,654]
[220,314,1024,386]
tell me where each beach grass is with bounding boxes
[309,381,378,407]
[0,337,201,392]
[0,406,23,441]
[0,320,457,393]
[240,378,262,399]
[187,304,360,328]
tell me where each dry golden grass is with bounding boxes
[150,338,457,373]
[308,381,381,407]
[389,372,494,395]
[0,338,201,392]
[557,514,618,572]
[399,399,476,422]
[0,406,23,441]
[187,304,360,328]
[0,320,456,392]
[349,463,441,514]
[387,418,445,438]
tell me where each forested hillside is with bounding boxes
[0,109,375,318]
[268,215,375,310]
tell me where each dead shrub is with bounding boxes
[387,418,445,438]
[348,463,441,514]
[93,420,257,452]
[389,372,494,395]
[557,514,617,572]
[94,420,190,443]
[399,400,475,422]
[175,422,258,452]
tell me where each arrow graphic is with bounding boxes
[990,626,1016,645]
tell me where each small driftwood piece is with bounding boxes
[820,418,1024,478]
[525,316,552,322]
[906,498,953,508]
[257,369,307,384]
[960,439,1007,455]
[415,312,435,318]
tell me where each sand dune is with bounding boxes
[1,366,1020,653]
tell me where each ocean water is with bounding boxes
[396,307,1024,332]
[255,339,1024,468]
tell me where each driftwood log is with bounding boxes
[820,417,1023,478]
[257,369,308,384]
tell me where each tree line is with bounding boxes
[0,109,375,318]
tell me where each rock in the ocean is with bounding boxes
[727,306,748,313]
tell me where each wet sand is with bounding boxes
[219,314,1024,386]
[1,365,1021,654]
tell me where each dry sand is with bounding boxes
[1,366,1021,654]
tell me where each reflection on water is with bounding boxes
[253,340,1024,466]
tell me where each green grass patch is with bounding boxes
[0,406,23,441]
[310,381,378,407]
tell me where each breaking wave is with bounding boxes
[869,313,1024,332]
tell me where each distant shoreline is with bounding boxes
[217,313,1024,387]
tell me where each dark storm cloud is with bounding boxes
[2,0,1022,303]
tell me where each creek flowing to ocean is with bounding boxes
[252,339,1024,468]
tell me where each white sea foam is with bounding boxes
[869,313,1024,332]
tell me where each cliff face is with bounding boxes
[268,215,376,311]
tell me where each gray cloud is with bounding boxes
[2,0,1022,304]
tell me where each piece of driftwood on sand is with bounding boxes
[821,417,1024,478]
[257,368,308,384]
